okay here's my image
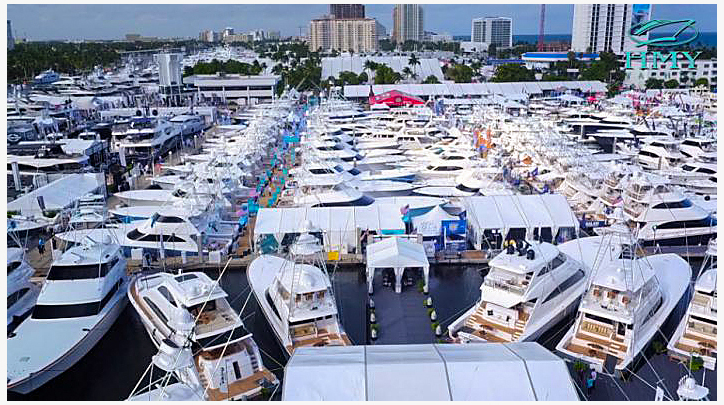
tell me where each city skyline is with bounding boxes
[7,4,718,41]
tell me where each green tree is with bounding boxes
[363,60,377,84]
[645,78,664,89]
[408,53,421,78]
[357,72,368,84]
[491,64,534,82]
[487,43,497,58]
[422,75,440,84]
[373,64,402,84]
[664,79,679,89]
[694,77,709,88]
[445,64,475,83]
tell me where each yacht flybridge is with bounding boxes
[248,227,350,356]
[128,271,278,400]
[448,240,589,343]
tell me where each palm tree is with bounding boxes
[363,60,376,84]
[402,66,413,80]
[408,53,421,78]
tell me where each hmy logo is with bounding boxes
[625,19,702,70]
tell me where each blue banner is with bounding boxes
[442,220,466,235]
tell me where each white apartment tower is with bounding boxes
[571,4,649,54]
[471,17,512,48]
[392,4,424,43]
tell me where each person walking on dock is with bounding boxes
[38,237,45,255]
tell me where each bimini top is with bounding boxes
[592,257,658,293]
[282,342,578,401]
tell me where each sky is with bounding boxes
[7,4,718,41]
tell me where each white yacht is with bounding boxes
[279,175,374,207]
[114,118,182,161]
[616,172,716,247]
[7,248,40,331]
[556,252,691,374]
[56,210,236,257]
[169,114,205,136]
[636,138,686,170]
[448,241,589,343]
[667,239,717,370]
[679,137,717,162]
[7,238,128,393]
[247,231,350,356]
[128,271,278,400]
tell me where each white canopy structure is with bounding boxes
[366,237,429,294]
[412,205,458,237]
[282,342,579,401]
[344,81,607,98]
[254,205,405,254]
[462,195,579,250]
[7,173,105,216]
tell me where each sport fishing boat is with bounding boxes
[128,271,278,400]
[555,251,691,375]
[667,239,717,370]
[7,237,128,393]
[247,228,350,356]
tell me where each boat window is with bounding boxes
[32,279,122,319]
[232,362,242,380]
[542,269,585,304]
[157,286,177,307]
[690,314,717,325]
[7,261,22,274]
[138,234,187,243]
[157,215,185,223]
[641,296,664,326]
[47,257,119,280]
[174,274,198,282]
[310,168,334,175]
[348,168,361,176]
[143,296,169,324]
[652,199,692,209]
[188,300,217,318]
[584,312,614,325]
[7,288,30,308]
[656,216,716,230]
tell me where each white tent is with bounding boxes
[7,173,105,216]
[282,343,579,401]
[366,237,429,294]
[462,195,579,249]
[254,205,405,254]
[412,205,458,237]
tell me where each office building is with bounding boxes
[392,4,424,43]
[625,58,717,89]
[471,17,512,48]
[329,4,365,19]
[183,74,281,105]
[157,52,184,103]
[571,4,649,54]
[309,16,378,53]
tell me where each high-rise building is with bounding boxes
[471,17,512,48]
[329,4,365,19]
[7,20,14,50]
[571,4,648,54]
[392,4,424,43]
[157,52,184,103]
[309,16,378,53]
[223,27,234,38]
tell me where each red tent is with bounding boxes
[369,89,424,107]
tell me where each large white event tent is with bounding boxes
[462,195,579,250]
[253,205,405,254]
[282,342,580,401]
[365,236,429,294]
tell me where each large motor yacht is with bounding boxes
[449,240,590,343]
[556,251,691,374]
[128,271,278,400]
[667,239,717,370]
[247,229,350,356]
[7,238,128,393]
[614,172,717,247]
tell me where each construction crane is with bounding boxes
[537,5,546,51]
